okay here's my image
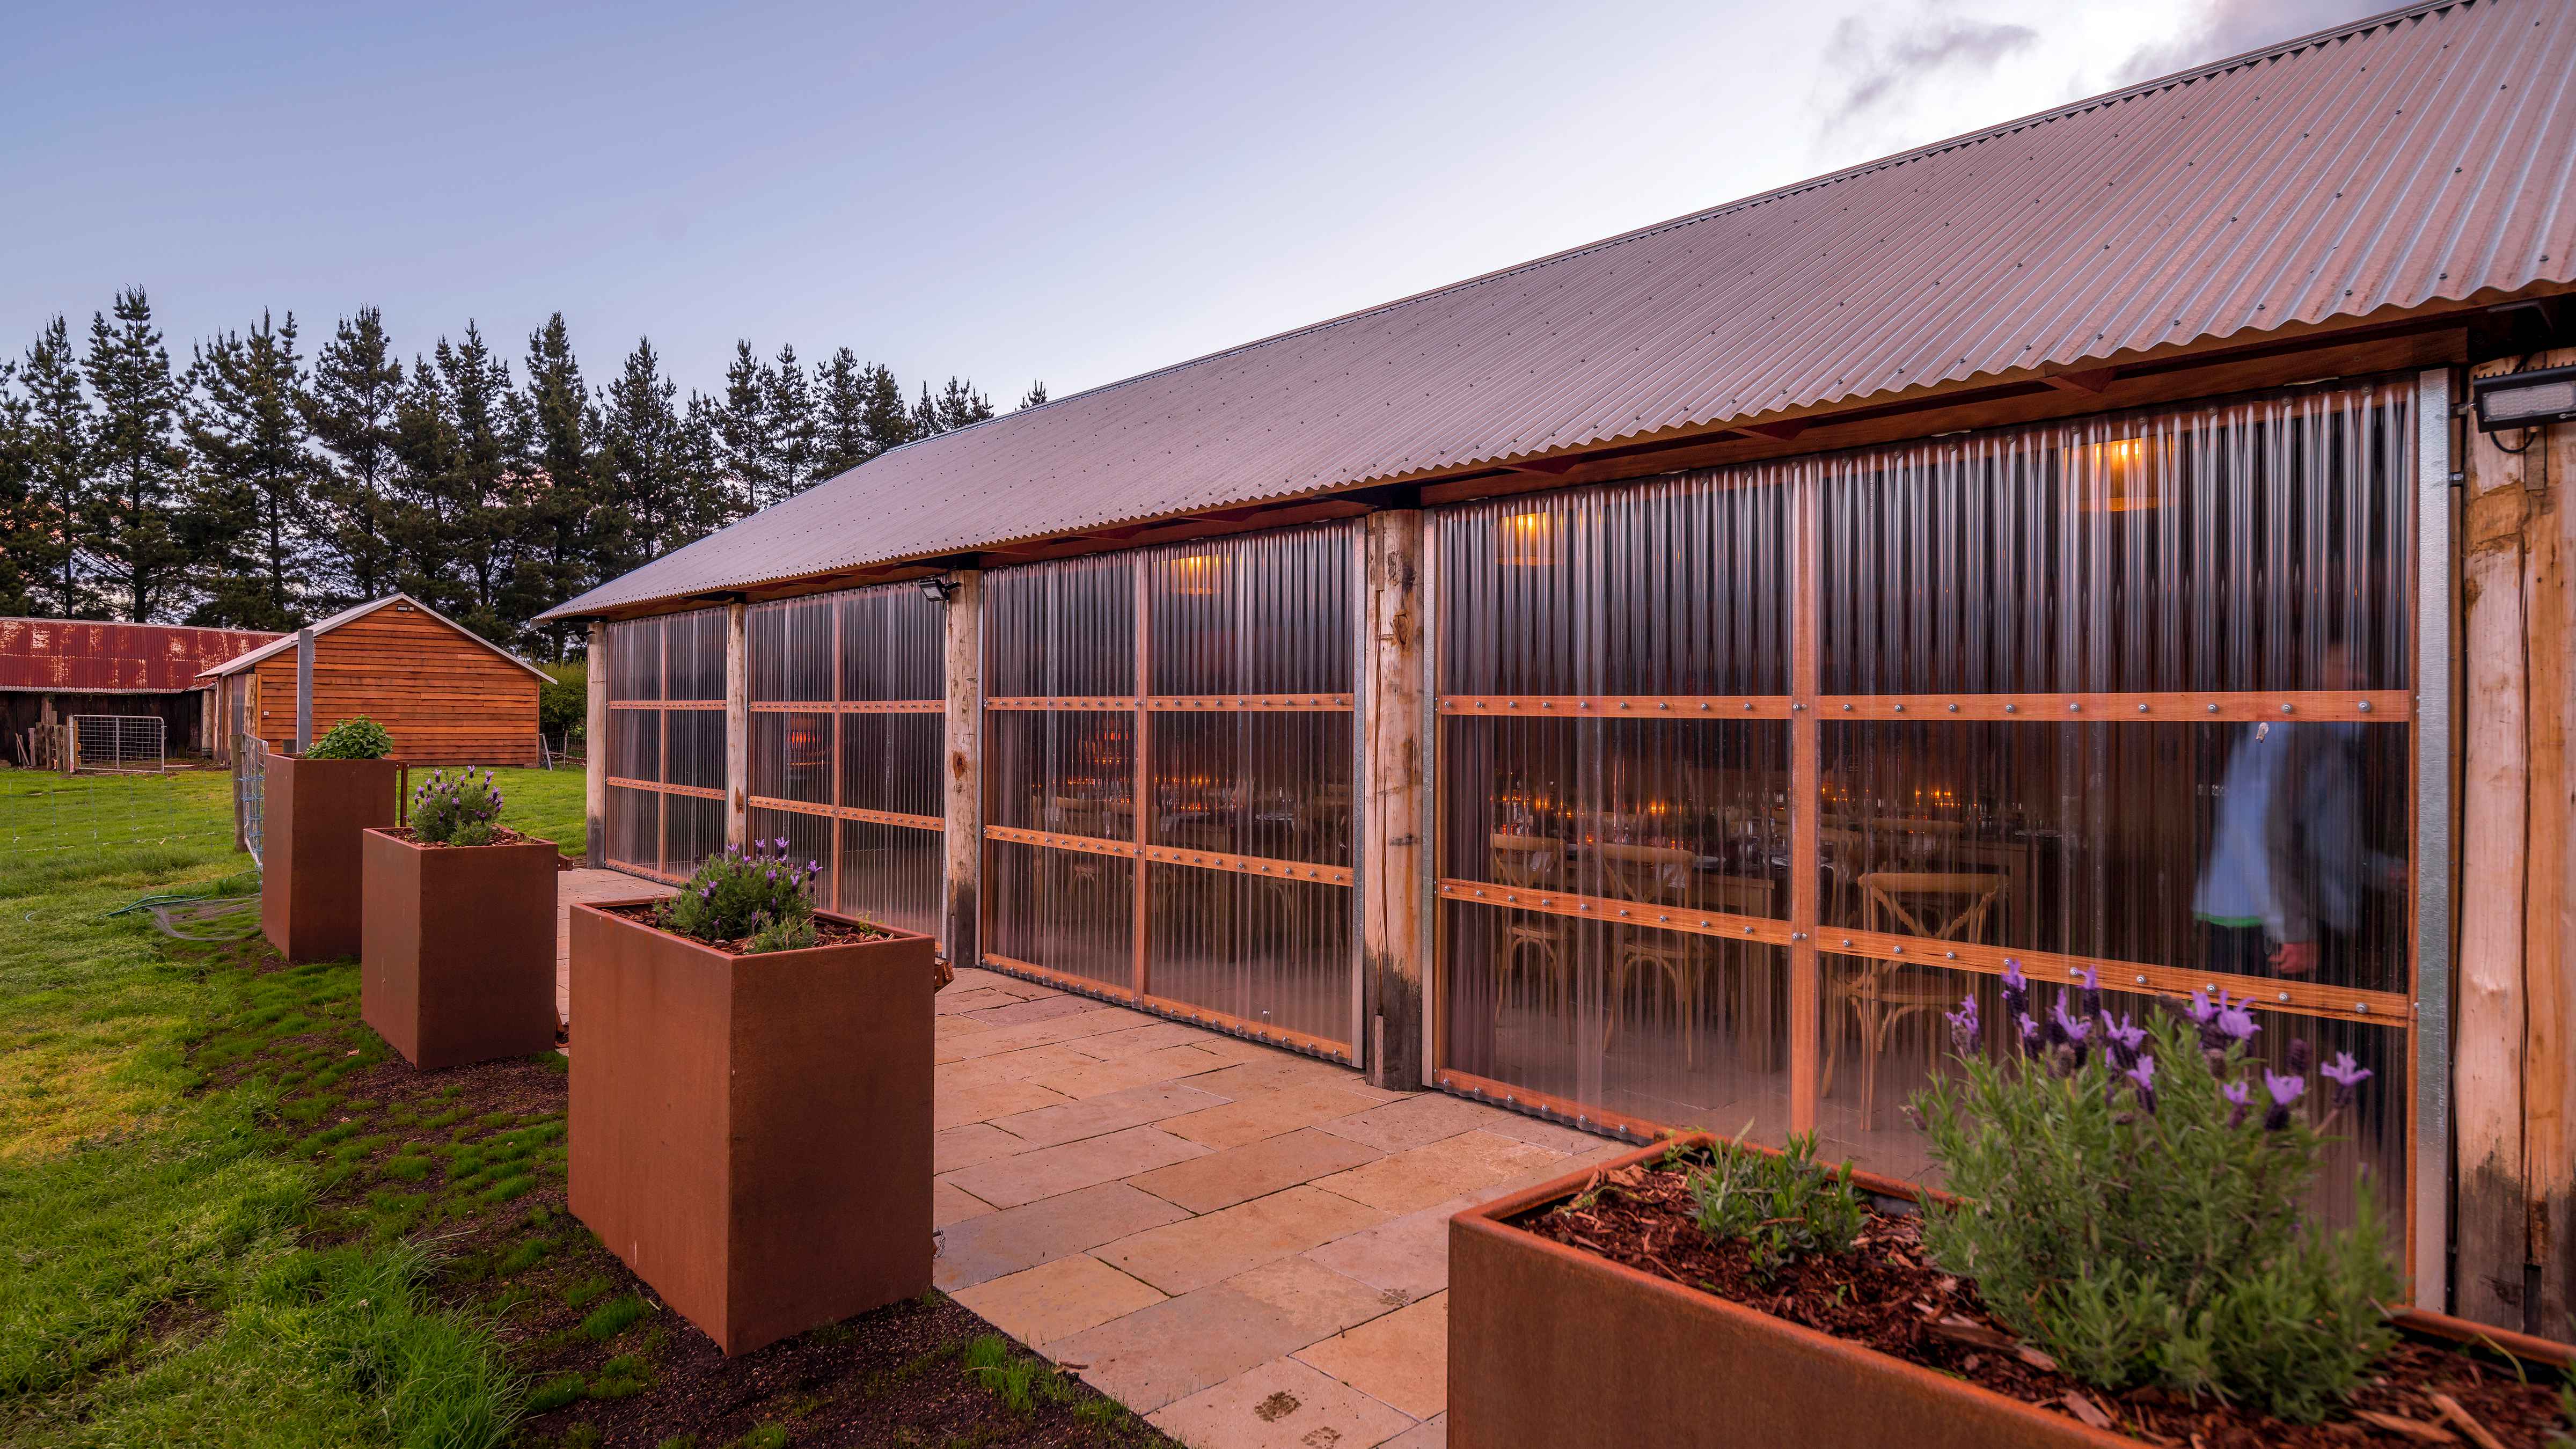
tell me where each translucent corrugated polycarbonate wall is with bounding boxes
[747,585,946,939]
[1433,378,2414,1234]
[984,525,1357,1054]
[602,609,727,879]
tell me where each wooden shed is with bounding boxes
[201,595,546,766]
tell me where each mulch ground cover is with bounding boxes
[185,934,1179,1449]
[1518,1149,2570,1448]
[596,900,891,954]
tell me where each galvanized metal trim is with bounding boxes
[1417,509,1444,1089]
[2411,364,2457,1309]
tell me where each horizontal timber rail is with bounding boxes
[1145,694,1353,712]
[986,696,1138,712]
[745,795,942,831]
[1812,930,2410,1026]
[1442,696,1792,718]
[984,824,1138,859]
[607,698,724,710]
[1141,845,1353,887]
[747,699,942,714]
[1436,879,1791,945]
[1438,691,2412,723]
[605,776,724,801]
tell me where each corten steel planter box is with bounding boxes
[568,899,938,1356]
[361,828,561,1069]
[261,754,402,963]
[1448,1133,2576,1449]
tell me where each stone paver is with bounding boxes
[553,868,673,1021]
[1294,1292,1450,1421]
[1129,1129,1384,1214]
[1148,1356,1418,1449]
[950,1253,1167,1348]
[1098,1185,1389,1296]
[561,878,1626,1443]
[943,1125,1210,1210]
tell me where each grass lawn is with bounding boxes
[0,765,1172,1449]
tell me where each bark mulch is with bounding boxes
[1517,1151,2570,1449]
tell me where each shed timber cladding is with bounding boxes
[203,596,547,766]
[544,0,2576,623]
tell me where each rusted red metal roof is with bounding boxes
[545,0,2576,621]
[0,618,283,694]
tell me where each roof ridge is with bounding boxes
[857,0,2458,470]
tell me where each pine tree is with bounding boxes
[437,325,526,643]
[302,308,405,607]
[511,313,596,657]
[767,343,815,502]
[680,390,727,541]
[910,380,939,441]
[0,363,36,617]
[858,360,913,457]
[1018,381,1050,411]
[716,341,777,515]
[83,288,186,621]
[20,317,96,618]
[181,311,312,629]
[387,354,460,610]
[597,338,727,571]
[933,376,994,433]
[811,347,873,479]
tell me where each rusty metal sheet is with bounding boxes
[0,617,283,693]
[547,0,2576,622]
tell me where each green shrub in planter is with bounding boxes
[305,716,395,760]
[656,838,825,953]
[411,767,504,846]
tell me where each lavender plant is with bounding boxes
[656,838,824,953]
[1909,964,2398,1422]
[411,767,504,845]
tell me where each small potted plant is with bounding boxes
[568,838,946,1357]
[1449,967,2576,1447]
[361,767,561,1069]
[262,715,402,963]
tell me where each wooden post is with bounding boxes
[943,572,984,969]
[2528,402,2574,1336]
[724,602,749,850]
[1361,509,1428,1091]
[586,621,609,870]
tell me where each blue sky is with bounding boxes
[1,0,2379,401]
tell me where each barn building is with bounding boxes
[201,595,547,766]
[542,3,2576,1335]
[1,617,281,765]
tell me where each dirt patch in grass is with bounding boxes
[184,942,1177,1448]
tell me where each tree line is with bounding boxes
[0,288,1045,657]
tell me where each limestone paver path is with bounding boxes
[554,868,673,1024]
[550,873,1624,1449]
[931,966,1628,1449]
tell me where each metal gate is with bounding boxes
[69,715,166,774]
[234,733,267,866]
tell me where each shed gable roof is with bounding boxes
[200,595,552,682]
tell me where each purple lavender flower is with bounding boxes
[2262,1070,2306,1131]
[2286,1037,2312,1076]
[2222,1078,2252,1128]
[2075,965,2102,1017]
[2048,999,2092,1045]
[2212,990,2259,1046]
[1945,995,1979,1057]
[2099,1012,2146,1071]
[2187,988,2218,1026]
[2321,1051,2373,1106]
[2124,1055,2157,1113]
[2015,1012,2039,1050]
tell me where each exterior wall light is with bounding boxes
[916,575,958,605]
[2472,363,2576,434]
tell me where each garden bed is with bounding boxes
[595,898,890,954]
[1504,1142,2566,1447]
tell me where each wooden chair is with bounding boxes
[1596,844,1711,1066]
[1490,833,1569,1029]
[1824,871,2008,1130]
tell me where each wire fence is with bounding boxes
[237,735,266,866]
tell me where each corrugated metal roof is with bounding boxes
[199,594,554,681]
[0,618,283,693]
[547,0,2576,621]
